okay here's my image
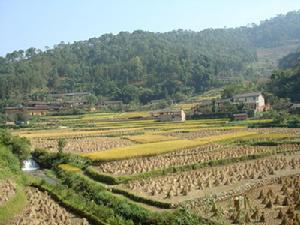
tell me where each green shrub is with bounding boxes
[0,129,31,161]
[57,169,212,225]
[32,148,91,169]
[0,145,21,177]
[30,179,134,225]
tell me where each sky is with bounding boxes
[1,0,300,56]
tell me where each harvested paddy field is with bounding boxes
[196,174,300,225]
[120,152,300,203]
[30,136,132,153]
[7,187,89,225]
[94,144,299,175]
[0,180,16,206]
[8,113,300,225]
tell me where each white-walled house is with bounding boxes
[233,92,266,112]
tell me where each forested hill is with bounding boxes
[0,29,255,104]
[268,48,300,102]
[1,10,300,105]
[247,11,300,48]
[279,48,300,69]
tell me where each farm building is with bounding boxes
[4,105,60,117]
[150,109,186,122]
[233,92,266,112]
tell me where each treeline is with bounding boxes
[1,10,300,106]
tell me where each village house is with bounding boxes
[4,105,60,117]
[232,92,266,113]
[192,92,267,117]
[150,109,186,122]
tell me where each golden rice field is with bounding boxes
[82,131,257,161]
[125,134,179,143]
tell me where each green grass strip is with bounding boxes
[0,184,27,225]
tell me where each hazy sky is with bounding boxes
[1,0,300,56]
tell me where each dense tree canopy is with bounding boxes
[248,11,300,48]
[267,49,300,102]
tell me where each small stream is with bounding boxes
[22,158,39,171]
[22,158,58,185]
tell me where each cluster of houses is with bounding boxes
[4,90,299,124]
[4,92,124,122]
[149,92,267,122]
[192,92,267,119]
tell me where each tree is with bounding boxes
[11,136,31,161]
[0,113,5,125]
[86,94,98,105]
[58,138,67,153]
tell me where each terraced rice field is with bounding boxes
[95,144,299,175]
[197,174,300,225]
[122,153,300,201]
[30,136,132,153]
[82,131,257,161]
[10,112,300,224]
[0,180,16,206]
[7,188,89,225]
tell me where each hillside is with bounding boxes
[267,49,300,102]
[0,30,256,104]
[1,10,300,106]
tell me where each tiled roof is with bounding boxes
[234,92,262,98]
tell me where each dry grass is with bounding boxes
[82,131,257,161]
